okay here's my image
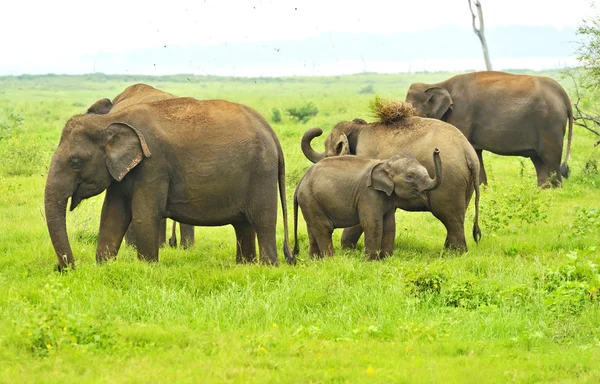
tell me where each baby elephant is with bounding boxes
[293,149,442,260]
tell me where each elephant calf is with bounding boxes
[293,150,442,260]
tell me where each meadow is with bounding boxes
[0,71,599,383]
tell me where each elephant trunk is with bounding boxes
[44,160,75,271]
[301,128,326,163]
[422,148,442,192]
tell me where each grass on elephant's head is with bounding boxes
[0,72,600,383]
[368,95,416,124]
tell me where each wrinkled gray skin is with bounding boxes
[405,71,574,187]
[87,83,195,248]
[294,150,442,260]
[45,98,294,271]
[301,117,481,251]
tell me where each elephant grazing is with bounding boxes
[45,98,295,271]
[86,83,195,249]
[301,99,481,252]
[405,71,574,187]
[294,150,442,260]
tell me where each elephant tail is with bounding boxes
[469,154,482,244]
[293,187,300,257]
[472,181,482,244]
[560,101,574,179]
[277,142,296,266]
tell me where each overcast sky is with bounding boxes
[0,0,596,74]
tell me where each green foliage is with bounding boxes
[286,102,318,123]
[358,84,375,94]
[270,107,282,123]
[569,206,600,237]
[20,282,116,356]
[480,179,550,233]
[576,16,600,89]
[538,250,600,315]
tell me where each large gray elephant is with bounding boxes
[301,117,481,251]
[294,150,442,260]
[45,97,294,270]
[405,71,574,187]
[87,83,195,248]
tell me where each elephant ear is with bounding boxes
[367,162,394,196]
[425,87,453,120]
[104,122,152,181]
[335,133,350,156]
[87,98,113,115]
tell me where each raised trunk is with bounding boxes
[423,148,443,192]
[44,165,75,271]
[301,128,326,163]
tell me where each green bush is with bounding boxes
[271,108,282,123]
[20,282,116,356]
[286,102,319,123]
[480,181,550,233]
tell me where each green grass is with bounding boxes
[1,71,599,383]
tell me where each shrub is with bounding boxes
[359,84,375,94]
[271,108,282,123]
[20,282,116,356]
[286,102,319,123]
[568,206,600,237]
[480,181,550,233]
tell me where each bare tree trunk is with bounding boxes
[468,0,492,71]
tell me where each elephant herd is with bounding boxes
[44,71,573,270]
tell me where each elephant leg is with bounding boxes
[168,221,177,248]
[440,215,467,251]
[158,219,167,247]
[97,187,131,263]
[431,202,467,251]
[234,221,256,263]
[129,188,165,262]
[531,156,552,188]
[307,227,320,257]
[124,228,136,247]
[341,225,363,249]
[310,224,334,258]
[476,150,488,186]
[179,224,195,249]
[381,210,396,258]
[360,216,384,261]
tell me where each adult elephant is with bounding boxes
[45,97,294,270]
[301,116,481,252]
[405,71,573,187]
[87,83,195,248]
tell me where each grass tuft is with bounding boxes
[369,96,416,124]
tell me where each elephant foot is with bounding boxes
[168,236,177,248]
[443,239,468,253]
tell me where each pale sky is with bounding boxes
[0,0,596,74]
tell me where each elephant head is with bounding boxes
[86,98,114,114]
[301,121,361,163]
[44,114,151,270]
[369,149,442,200]
[405,84,453,121]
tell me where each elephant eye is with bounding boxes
[405,173,414,181]
[70,157,85,171]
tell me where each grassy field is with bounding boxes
[0,71,599,383]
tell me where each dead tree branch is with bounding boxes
[567,71,600,146]
[468,0,492,71]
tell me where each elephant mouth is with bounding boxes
[70,195,82,211]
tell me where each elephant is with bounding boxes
[301,116,481,252]
[86,83,195,248]
[293,149,442,260]
[45,97,295,271]
[405,71,574,187]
